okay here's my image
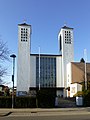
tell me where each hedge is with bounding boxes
[73,90,90,107]
[0,96,12,108]
[0,96,36,108]
[83,90,90,107]
[0,94,55,108]
[15,97,36,108]
[36,89,55,108]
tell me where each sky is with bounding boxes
[0,0,90,86]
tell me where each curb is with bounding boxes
[0,112,12,117]
[8,107,90,113]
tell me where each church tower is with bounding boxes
[58,25,74,97]
[17,23,32,95]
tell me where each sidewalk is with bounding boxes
[0,107,90,117]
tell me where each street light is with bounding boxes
[10,54,16,108]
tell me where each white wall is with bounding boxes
[67,63,72,87]
[59,29,74,87]
[30,56,36,87]
[70,83,82,97]
[58,27,74,97]
[56,56,63,87]
[17,25,31,93]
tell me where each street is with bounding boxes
[0,111,90,120]
[1,114,90,120]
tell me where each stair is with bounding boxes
[58,97,76,108]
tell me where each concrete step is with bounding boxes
[58,98,76,108]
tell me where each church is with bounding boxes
[17,22,74,97]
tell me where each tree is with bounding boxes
[0,40,9,83]
[80,58,85,63]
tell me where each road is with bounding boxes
[0,111,90,120]
[1,114,90,120]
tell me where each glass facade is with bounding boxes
[36,56,56,88]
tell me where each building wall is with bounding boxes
[67,63,72,87]
[58,27,74,97]
[70,83,82,97]
[67,62,84,85]
[72,63,84,83]
[56,56,63,87]
[30,56,36,87]
[17,24,31,93]
[30,55,63,89]
[58,28,74,87]
[36,56,56,88]
[67,63,84,97]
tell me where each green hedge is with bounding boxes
[83,90,90,107]
[0,90,55,108]
[0,96,36,108]
[37,90,55,108]
[15,97,36,108]
[0,96,12,108]
[74,90,90,107]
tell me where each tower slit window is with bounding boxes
[20,28,28,42]
[64,30,72,44]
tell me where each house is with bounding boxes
[67,62,90,97]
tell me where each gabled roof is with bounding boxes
[72,62,90,73]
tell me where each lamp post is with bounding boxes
[10,54,16,108]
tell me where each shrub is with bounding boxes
[36,89,55,108]
[73,90,90,106]
[15,96,36,108]
[73,91,84,97]
[0,96,12,108]
[0,96,36,108]
[83,90,90,106]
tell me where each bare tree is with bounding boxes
[0,40,9,83]
[0,40,9,61]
